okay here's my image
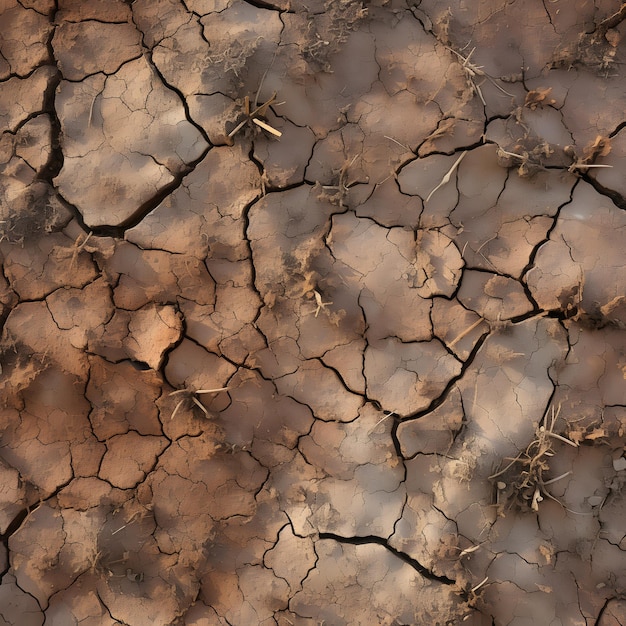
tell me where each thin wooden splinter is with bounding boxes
[252,118,282,137]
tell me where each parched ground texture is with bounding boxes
[1,0,626,624]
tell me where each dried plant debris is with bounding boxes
[564,135,613,173]
[496,139,554,177]
[524,87,556,110]
[226,91,282,142]
[302,0,368,71]
[490,405,578,512]
[444,44,515,107]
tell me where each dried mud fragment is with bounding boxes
[2,232,97,300]
[220,370,314,460]
[457,271,533,321]
[248,185,334,304]
[330,212,431,341]
[263,524,316,594]
[397,385,465,457]
[413,230,463,298]
[86,357,163,439]
[301,404,401,478]
[187,92,239,146]
[553,325,626,429]
[88,304,182,370]
[110,243,215,310]
[200,1,283,85]
[555,67,626,148]
[273,15,374,130]
[275,359,363,422]
[99,432,167,490]
[301,407,405,536]
[320,338,367,394]
[56,0,131,22]
[431,297,487,360]
[354,176,423,228]
[1,366,96,491]
[127,306,183,370]
[218,490,290,575]
[57,476,126,511]
[398,152,460,218]
[527,184,626,317]
[390,458,460,578]
[0,185,71,248]
[95,555,184,626]
[46,278,113,350]
[0,3,51,78]
[146,435,268,579]
[13,114,52,174]
[131,0,191,49]
[306,123,367,187]
[52,21,142,81]
[9,504,71,608]
[365,336,461,416]
[126,145,260,260]
[0,459,27,534]
[254,120,316,188]
[599,600,626,626]
[88,500,198,626]
[0,573,44,626]
[55,57,209,227]
[165,338,236,397]
[422,0,559,78]
[2,301,88,377]
[433,318,567,538]
[205,564,288,625]
[46,576,117,626]
[182,262,263,359]
[291,539,472,625]
[150,17,215,97]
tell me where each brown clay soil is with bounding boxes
[1,0,626,624]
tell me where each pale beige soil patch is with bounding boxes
[1,0,626,624]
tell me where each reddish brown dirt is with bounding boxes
[1,1,626,624]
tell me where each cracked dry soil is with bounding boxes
[1,0,626,624]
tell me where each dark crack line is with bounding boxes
[318,532,456,585]
[394,326,489,426]
[582,172,626,211]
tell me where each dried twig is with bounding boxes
[445,45,515,106]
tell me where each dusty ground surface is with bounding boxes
[1,0,626,624]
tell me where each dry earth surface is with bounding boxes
[1,0,626,624]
